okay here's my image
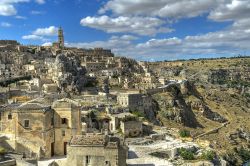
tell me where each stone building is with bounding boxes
[0,101,54,158]
[117,92,142,109]
[0,98,82,158]
[52,98,82,156]
[108,112,143,137]
[117,92,153,112]
[120,116,142,137]
[66,134,127,166]
[42,83,58,94]
[81,61,106,72]
[108,112,131,133]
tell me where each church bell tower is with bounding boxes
[58,27,64,48]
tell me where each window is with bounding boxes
[24,120,29,128]
[8,113,12,120]
[61,118,67,125]
[62,130,65,136]
[86,156,90,165]
[51,117,54,126]
[115,155,118,165]
[105,161,110,166]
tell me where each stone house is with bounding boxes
[28,78,41,91]
[108,112,132,133]
[52,98,82,156]
[66,134,127,166]
[117,92,142,109]
[0,98,82,159]
[81,61,106,72]
[42,84,58,94]
[107,112,143,137]
[0,102,54,158]
[0,104,20,135]
[117,92,153,113]
[120,116,142,137]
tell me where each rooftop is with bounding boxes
[70,134,108,146]
[17,102,50,112]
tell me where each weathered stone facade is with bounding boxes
[0,98,82,159]
[66,134,127,166]
[52,98,82,156]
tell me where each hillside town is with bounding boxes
[0,28,250,166]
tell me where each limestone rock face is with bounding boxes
[180,80,202,99]
[191,101,227,123]
[53,52,87,94]
[154,84,200,128]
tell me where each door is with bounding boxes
[51,142,54,157]
[64,142,67,155]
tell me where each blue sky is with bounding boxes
[0,0,250,61]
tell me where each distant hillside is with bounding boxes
[149,57,250,165]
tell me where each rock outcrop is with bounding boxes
[191,101,227,123]
[53,52,87,94]
[153,84,201,128]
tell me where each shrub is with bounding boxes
[238,147,250,162]
[130,110,145,118]
[178,148,195,160]
[201,150,216,161]
[179,129,191,137]
[121,115,138,122]
[0,146,6,155]
[150,151,169,159]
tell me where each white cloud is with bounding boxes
[15,15,27,19]
[76,0,250,60]
[68,17,250,61]
[119,35,138,41]
[22,26,57,41]
[1,22,12,27]
[35,0,45,4]
[0,0,29,16]
[99,0,217,19]
[22,35,45,40]
[209,0,250,21]
[0,4,16,16]
[30,10,45,15]
[42,42,52,46]
[33,26,58,36]
[137,37,182,48]
[80,15,173,36]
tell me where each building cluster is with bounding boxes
[0,28,163,165]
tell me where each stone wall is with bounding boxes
[66,145,126,166]
[121,121,142,137]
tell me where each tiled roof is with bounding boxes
[70,134,107,146]
[17,102,50,111]
[0,104,20,111]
